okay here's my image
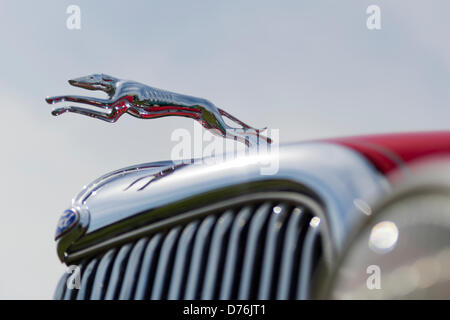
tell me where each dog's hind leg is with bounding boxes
[46,95,113,108]
[51,106,123,123]
[218,108,267,132]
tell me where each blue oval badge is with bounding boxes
[55,209,79,240]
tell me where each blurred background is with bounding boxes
[0,0,449,299]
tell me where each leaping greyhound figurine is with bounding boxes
[46,74,271,146]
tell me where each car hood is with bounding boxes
[55,141,389,263]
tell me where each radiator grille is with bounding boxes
[54,200,323,300]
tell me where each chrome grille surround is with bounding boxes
[55,193,325,300]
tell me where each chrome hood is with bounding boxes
[56,142,389,263]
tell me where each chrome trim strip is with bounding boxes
[219,206,251,299]
[75,161,174,204]
[201,210,234,299]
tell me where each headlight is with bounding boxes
[322,162,450,299]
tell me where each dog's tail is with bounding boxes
[218,108,267,133]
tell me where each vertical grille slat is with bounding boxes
[134,233,163,300]
[53,272,69,300]
[258,204,289,299]
[150,227,182,300]
[90,249,116,300]
[76,259,98,300]
[56,196,325,300]
[118,238,148,300]
[184,215,216,299]
[276,207,307,299]
[63,262,85,300]
[104,244,132,300]
[63,284,73,300]
[167,221,199,299]
[219,206,252,299]
[201,210,234,299]
[238,202,272,299]
[296,221,321,299]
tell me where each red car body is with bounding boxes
[328,131,450,177]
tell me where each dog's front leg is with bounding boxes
[51,106,122,123]
[46,95,113,108]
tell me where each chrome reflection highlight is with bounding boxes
[353,198,372,216]
[46,74,270,147]
[273,206,282,214]
[368,220,399,254]
[310,217,321,228]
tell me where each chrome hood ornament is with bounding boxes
[46,74,270,146]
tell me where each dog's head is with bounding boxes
[69,74,119,96]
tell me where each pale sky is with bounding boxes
[0,1,449,299]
